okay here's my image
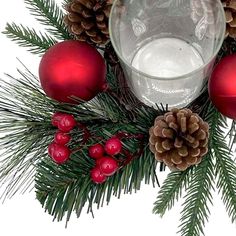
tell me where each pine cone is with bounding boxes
[149,108,209,171]
[64,0,113,45]
[222,0,236,38]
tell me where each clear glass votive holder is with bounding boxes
[109,0,226,108]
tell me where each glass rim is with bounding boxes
[109,0,226,81]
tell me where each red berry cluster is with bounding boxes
[48,112,76,164]
[89,137,122,184]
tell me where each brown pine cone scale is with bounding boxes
[149,108,209,171]
[64,0,113,45]
[222,0,236,38]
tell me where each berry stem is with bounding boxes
[115,131,144,140]
[117,132,145,168]
[71,122,92,153]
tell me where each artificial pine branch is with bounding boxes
[215,142,236,223]
[2,23,57,55]
[153,169,192,216]
[24,0,72,40]
[0,65,107,199]
[213,113,236,223]
[226,120,236,151]
[178,152,215,236]
[35,142,158,225]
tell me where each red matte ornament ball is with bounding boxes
[58,114,76,132]
[105,137,122,156]
[89,143,104,159]
[39,40,107,104]
[54,132,71,145]
[50,143,71,164]
[209,54,236,120]
[90,167,107,184]
[99,157,119,176]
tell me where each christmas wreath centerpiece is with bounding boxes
[1,0,236,235]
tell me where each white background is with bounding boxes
[0,1,235,235]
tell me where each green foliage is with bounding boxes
[3,23,57,55]
[1,0,236,233]
[24,0,72,40]
[0,67,54,198]
[213,114,236,223]
[0,64,160,223]
[36,144,157,225]
[153,169,192,216]
[3,0,73,55]
[0,63,107,198]
[154,100,236,236]
[178,152,214,236]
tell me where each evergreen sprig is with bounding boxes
[0,64,106,198]
[153,169,192,216]
[2,23,57,55]
[36,144,158,225]
[0,64,160,223]
[24,0,72,40]
[213,114,236,223]
[178,152,215,236]
[154,99,236,236]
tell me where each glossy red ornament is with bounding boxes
[209,54,236,120]
[99,157,118,176]
[51,112,65,127]
[39,40,106,103]
[105,137,122,156]
[89,143,104,159]
[58,114,76,132]
[90,167,107,184]
[50,143,71,164]
[54,132,71,145]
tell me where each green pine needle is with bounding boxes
[153,169,192,216]
[3,23,57,55]
[24,0,72,40]
[215,143,236,223]
[35,145,158,225]
[178,152,215,236]
[213,115,236,223]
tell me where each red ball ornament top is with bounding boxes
[209,54,236,120]
[39,40,106,104]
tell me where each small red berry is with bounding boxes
[58,114,76,132]
[105,137,122,156]
[96,158,103,166]
[89,144,104,159]
[51,112,65,127]
[48,142,57,156]
[90,167,107,184]
[50,144,71,164]
[54,132,71,145]
[99,157,118,176]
